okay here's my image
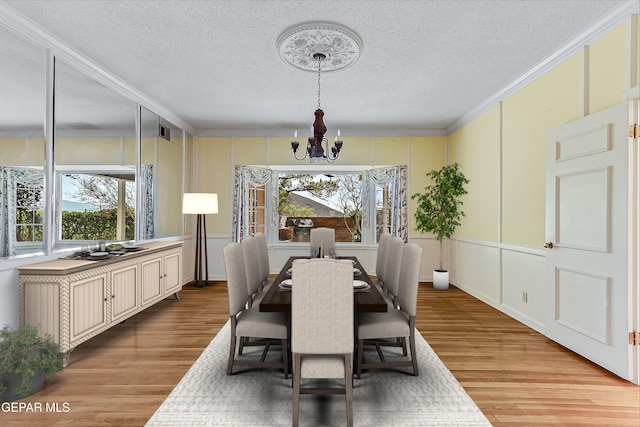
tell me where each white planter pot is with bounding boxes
[433,270,449,290]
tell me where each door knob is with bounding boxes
[544,242,554,249]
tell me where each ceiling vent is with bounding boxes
[158,124,171,141]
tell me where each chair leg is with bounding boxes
[227,318,237,375]
[238,336,246,355]
[282,339,289,379]
[345,354,353,427]
[410,323,419,376]
[357,339,364,379]
[292,354,301,427]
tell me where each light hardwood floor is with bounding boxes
[1,282,638,426]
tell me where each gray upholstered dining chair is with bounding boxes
[381,236,404,307]
[223,242,289,378]
[374,232,391,290]
[241,235,267,306]
[253,232,273,290]
[309,227,335,257]
[356,242,423,378]
[291,258,354,427]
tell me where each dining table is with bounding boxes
[259,256,388,313]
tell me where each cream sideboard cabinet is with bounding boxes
[18,241,183,364]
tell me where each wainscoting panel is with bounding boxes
[181,234,194,284]
[205,234,547,338]
[447,238,547,333]
[408,235,441,282]
[204,234,232,281]
[501,248,546,332]
[453,240,501,305]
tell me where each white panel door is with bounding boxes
[546,102,630,380]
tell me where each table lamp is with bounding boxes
[182,193,218,287]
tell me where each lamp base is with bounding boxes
[193,213,210,289]
[193,280,209,288]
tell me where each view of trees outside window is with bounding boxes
[61,173,135,241]
[15,183,43,243]
[278,173,362,243]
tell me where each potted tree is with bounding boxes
[0,324,64,401]
[411,162,469,289]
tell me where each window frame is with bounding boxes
[53,165,136,249]
[14,181,44,245]
[268,165,378,246]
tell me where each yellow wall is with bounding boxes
[156,135,183,236]
[234,137,267,165]
[589,22,627,113]
[194,13,637,247]
[270,136,297,164]
[56,137,133,165]
[196,137,232,234]
[449,15,635,249]
[501,53,583,247]
[374,137,408,165]
[332,136,375,165]
[408,136,446,233]
[196,134,447,235]
[0,138,45,167]
[456,105,500,241]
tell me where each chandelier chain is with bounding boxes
[317,56,322,109]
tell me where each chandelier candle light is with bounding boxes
[277,22,362,163]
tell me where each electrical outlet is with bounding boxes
[522,291,528,303]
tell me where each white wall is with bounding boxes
[448,237,547,334]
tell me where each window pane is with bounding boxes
[60,173,135,241]
[14,183,44,243]
[278,173,362,243]
[247,183,266,236]
[375,185,391,242]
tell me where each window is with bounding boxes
[278,172,362,243]
[15,182,43,244]
[247,182,266,235]
[58,170,135,243]
[232,165,407,244]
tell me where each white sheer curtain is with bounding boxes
[232,165,276,242]
[0,167,44,257]
[363,166,408,241]
[140,164,154,239]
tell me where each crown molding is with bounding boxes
[0,2,196,135]
[196,127,447,138]
[447,0,640,134]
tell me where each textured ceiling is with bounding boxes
[1,0,630,134]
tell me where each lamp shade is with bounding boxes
[182,193,218,214]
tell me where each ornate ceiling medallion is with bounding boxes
[276,22,363,72]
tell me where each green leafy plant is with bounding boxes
[411,162,469,270]
[0,324,64,397]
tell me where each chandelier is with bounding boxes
[277,22,363,163]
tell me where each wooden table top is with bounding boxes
[259,256,388,313]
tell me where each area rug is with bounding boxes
[146,321,492,426]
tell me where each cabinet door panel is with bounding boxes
[70,275,107,342]
[141,258,162,306]
[111,265,138,321]
[163,251,182,294]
